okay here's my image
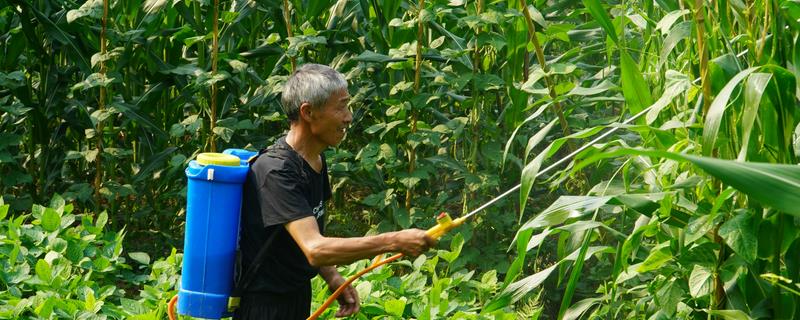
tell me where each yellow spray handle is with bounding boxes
[425,212,467,240]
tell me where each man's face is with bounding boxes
[309,89,352,147]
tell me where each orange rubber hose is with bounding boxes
[307,253,405,320]
[168,295,178,320]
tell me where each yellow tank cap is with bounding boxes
[197,153,241,167]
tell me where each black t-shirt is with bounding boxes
[239,137,331,294]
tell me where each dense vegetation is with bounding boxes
[1,0,799,319]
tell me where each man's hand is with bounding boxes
[319,266,360,317]
[391,229,437,257]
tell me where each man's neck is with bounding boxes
[285,125,325,161]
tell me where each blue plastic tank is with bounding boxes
[222,148,258,165]
[178,153,248,319]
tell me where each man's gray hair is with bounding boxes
[281,63,348,122]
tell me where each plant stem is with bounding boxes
[209,0,219,152]
[773,212,785,318]
[711,223,726,316]
[520,0,572,146]
[94,0,109,211]
[694,0,712,114]
[755,0,770,62]
[405,0,424,210]
[283,0,296,71]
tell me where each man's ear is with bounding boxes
[299,102,314,121]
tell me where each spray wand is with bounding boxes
[307,105,653,319]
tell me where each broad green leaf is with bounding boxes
[688,264,713,298]
[655,280,683,316]
[504,229,533,292]
[680,242,719,268]
[41,208,61,232]
[719,211,758,264]
[67,0,102,23]
[520,196,612,232]
[738,73,772,161]
[524,119,558,163]
[501,246,611,305]
[95,211,108,231]
[383,298,406,317]
[49,194,65,214]
[657,21,692,71]
[703,68,759,156]
[637,242,673,272]
[35,259,52,283]
[795,37,800,99]
[645,70,691,124]
[502,104,548,170]
[84,287,97,312]
[0,204,8,221]
[128,252,151,265]
[354,50,399,63]
[562,297,602,320]
[71,73,115,91]
[111,103,167,137]
[526,228,552,251]
[656,10,690,34]
[558,234,593,320]
[581,0,619,44]
[519,146,549,222]
[619,50,653,118]
[143,0,169,14]
[567,80,615,96]
[574,148,800,217]
[683,154,800,217]
[34,297,56,318]
[706,309,754,320]
[502,264,557,303]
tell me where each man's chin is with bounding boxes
[327,135,346,147]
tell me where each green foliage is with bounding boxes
[311,238,522,319]
[2,0,799,318]
[0,195,180,319]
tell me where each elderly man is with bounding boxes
[234,63,435,319]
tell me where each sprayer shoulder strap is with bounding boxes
[232,144,295,295]
[232,227,279,296]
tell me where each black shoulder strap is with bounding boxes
[231,228,279,296]
[232,140,300,296]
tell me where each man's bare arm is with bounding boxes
[285,216,434,267]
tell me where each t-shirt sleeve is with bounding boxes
[256,163,314,227]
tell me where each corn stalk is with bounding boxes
[283,0,296,71]
[520,0,572,144]
[694,0,712,113]
[209,0,220,152]
[405,0,425,210]
[94,0,109,210]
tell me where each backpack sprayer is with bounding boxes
[168,105,652,320]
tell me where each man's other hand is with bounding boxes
[320,267,360,317]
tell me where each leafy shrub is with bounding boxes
[311,234,524,319]
[0,195,180,319]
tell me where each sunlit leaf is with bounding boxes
[705,309,754,320]
[689,264,713,298]
[703,68,759,155]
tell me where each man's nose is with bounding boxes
[344,107,353,124]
